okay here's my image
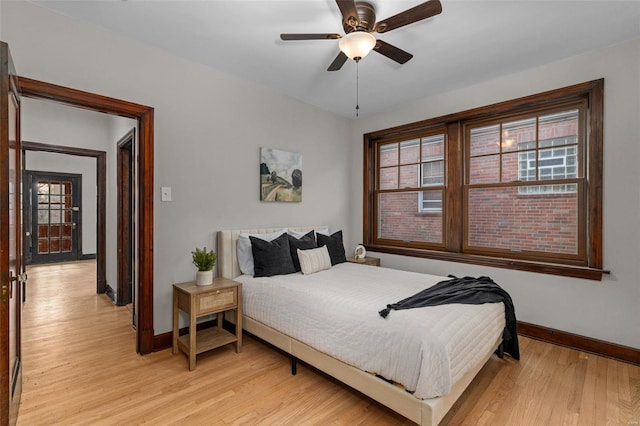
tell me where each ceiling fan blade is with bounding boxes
[373,40,413,64]
[327,51,348,71]
[280,33,341,41]
[375,0,442,33]
[336,0,359,29]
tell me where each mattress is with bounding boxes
[236,262,505,399]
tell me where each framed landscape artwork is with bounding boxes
[260,148,302,202]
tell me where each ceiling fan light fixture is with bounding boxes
[339,31,376,60]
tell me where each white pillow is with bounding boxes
[298,246,332,275]
[288,228,329,239]
[237,229,287,275]
[314,228,330,236]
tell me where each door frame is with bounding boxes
[22,142,107,287]
[18,77,155,354]
[117,129,135,307]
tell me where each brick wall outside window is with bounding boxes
[378,141,443,244]
[468,188,578,254]
[379,192,443,243]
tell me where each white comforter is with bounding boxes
[236,263,505,399]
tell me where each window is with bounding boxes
[377,133,446,246]
[363,79,604,280]
[465,106,585,259]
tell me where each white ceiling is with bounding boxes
[32,0,640,118]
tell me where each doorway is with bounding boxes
[22,142,107,292]
[117,130,135,316]
[18,76,155,354]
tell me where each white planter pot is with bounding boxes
[195,270,213,286]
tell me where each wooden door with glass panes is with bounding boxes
[29,172,81,264]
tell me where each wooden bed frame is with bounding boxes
[217,226,502,425]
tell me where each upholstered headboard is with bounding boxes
[217,226,327,279]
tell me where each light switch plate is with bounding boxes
[161,186,172,202]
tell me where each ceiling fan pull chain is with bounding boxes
[355,59,360,117]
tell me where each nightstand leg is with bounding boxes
[172,289,178,355]
[189,309,197,371]
[236,285,243,353]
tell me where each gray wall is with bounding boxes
[24,150,98,255]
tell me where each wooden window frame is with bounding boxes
[374,129,448,249]
[462,101,587,265]
[363,79,605,280]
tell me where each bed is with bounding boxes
[217,226,506,425]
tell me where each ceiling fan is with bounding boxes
[280,0,442,71]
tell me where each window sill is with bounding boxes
[364,244,609,281]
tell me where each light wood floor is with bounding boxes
[17,260,640,425]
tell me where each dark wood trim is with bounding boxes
[117,129,135,307]
[518,321,640,366]
[18,77,155,355]
[152,331,172,353]
[362,135,374,247]
[138,108,154,355]
[366,246,607,280]
[78,253,96,260]
[152,319,218,352]
[18,77,150,118]
[22,141,105,157]
[588,81,604,269]
[105,284,116,304]
[22,141,107,293]
[97,153,106,294]
[445,122,462,252]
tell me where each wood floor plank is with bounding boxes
[17,260,640,425]
[545,348,580,425]
[536,344,569,424]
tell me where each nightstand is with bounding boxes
[347,256,381,267]
[172,278,242,371]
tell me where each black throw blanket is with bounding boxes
[379,275,519,360]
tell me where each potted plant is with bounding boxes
[192,247,216,286]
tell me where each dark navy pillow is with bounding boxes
[317,230,347,266]
[250,233,296,277]
[287,231,317,272]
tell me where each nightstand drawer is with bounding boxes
[197,288,236,314]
